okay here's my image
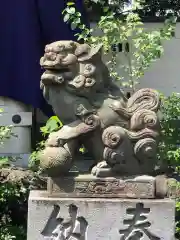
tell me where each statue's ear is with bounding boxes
[77,44,103,62]
[89,44,103,57]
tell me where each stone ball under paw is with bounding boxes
[39,146,73,177]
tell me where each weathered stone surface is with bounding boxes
[27,190,175,240]
[39,40,161,178]
[47,175,156,199]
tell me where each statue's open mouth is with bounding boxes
[45,67,70,73]
[58,68,71,74]
[41,68,74,85]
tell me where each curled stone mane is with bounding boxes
[39,40,161,178]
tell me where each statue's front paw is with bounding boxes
[96,161,109,169]
[46,132,65,147]
[46,132,59,147]
[91,161,109,176]
[91,165,105,177]
[91,161,112,177]
[91,165,98,176]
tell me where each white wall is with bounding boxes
[0,97,32,167]
[91,22,180,96]
[135,23,180,95]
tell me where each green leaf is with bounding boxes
[41,116,63,134]
[63,13,70,22]
[71,22,77,30]
[66,7,76,14]
[0,157,9,166]
[46,120,58,132]
[40,126,48,136]
[67,2,75,6]
[79,147,85,153]
[50,116,63,127]
[103,7,109,13]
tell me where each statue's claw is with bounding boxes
[91,161,113,177]
[96,161,109,169]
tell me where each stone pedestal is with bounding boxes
[47,174,157,199]
[28,191,175,240]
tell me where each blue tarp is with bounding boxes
[0,0,88,116]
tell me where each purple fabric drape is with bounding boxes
[0,0,88,116]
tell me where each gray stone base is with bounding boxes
[47,175,157,199]
[28,190,175,240]
[47,174,169,199]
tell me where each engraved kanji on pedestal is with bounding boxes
[41,205,88,240]
[119,203,160,240]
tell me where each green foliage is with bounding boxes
[159,93,180,171]
[0,108,17,167]
[0,126,13,145]
[138,0,180,18]
[83,0,180,19]
[29,140,45,172]
[0,182,28,240]
[63,0,176,91]
[40,116,63,137]
[29,116,63,171]
[176,200,180,238]
[62,2,93,42]
[169,180,180,238]
[0,168,46,240]
[0,111,22,239]
[159,93,180,237]
[0,125,15,167]
[0,157,10,168]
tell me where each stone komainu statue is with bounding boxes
[39,40,160,177]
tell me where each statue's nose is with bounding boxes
[45,52,57,61]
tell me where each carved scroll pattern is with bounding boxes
[82,181,154,197]
[110,88,160,118]
[100,88,160,170]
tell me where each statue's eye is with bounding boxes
[75,76,82,83]
[85,64,92,71]
[58,45,65,52]
[84,64,96,77]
